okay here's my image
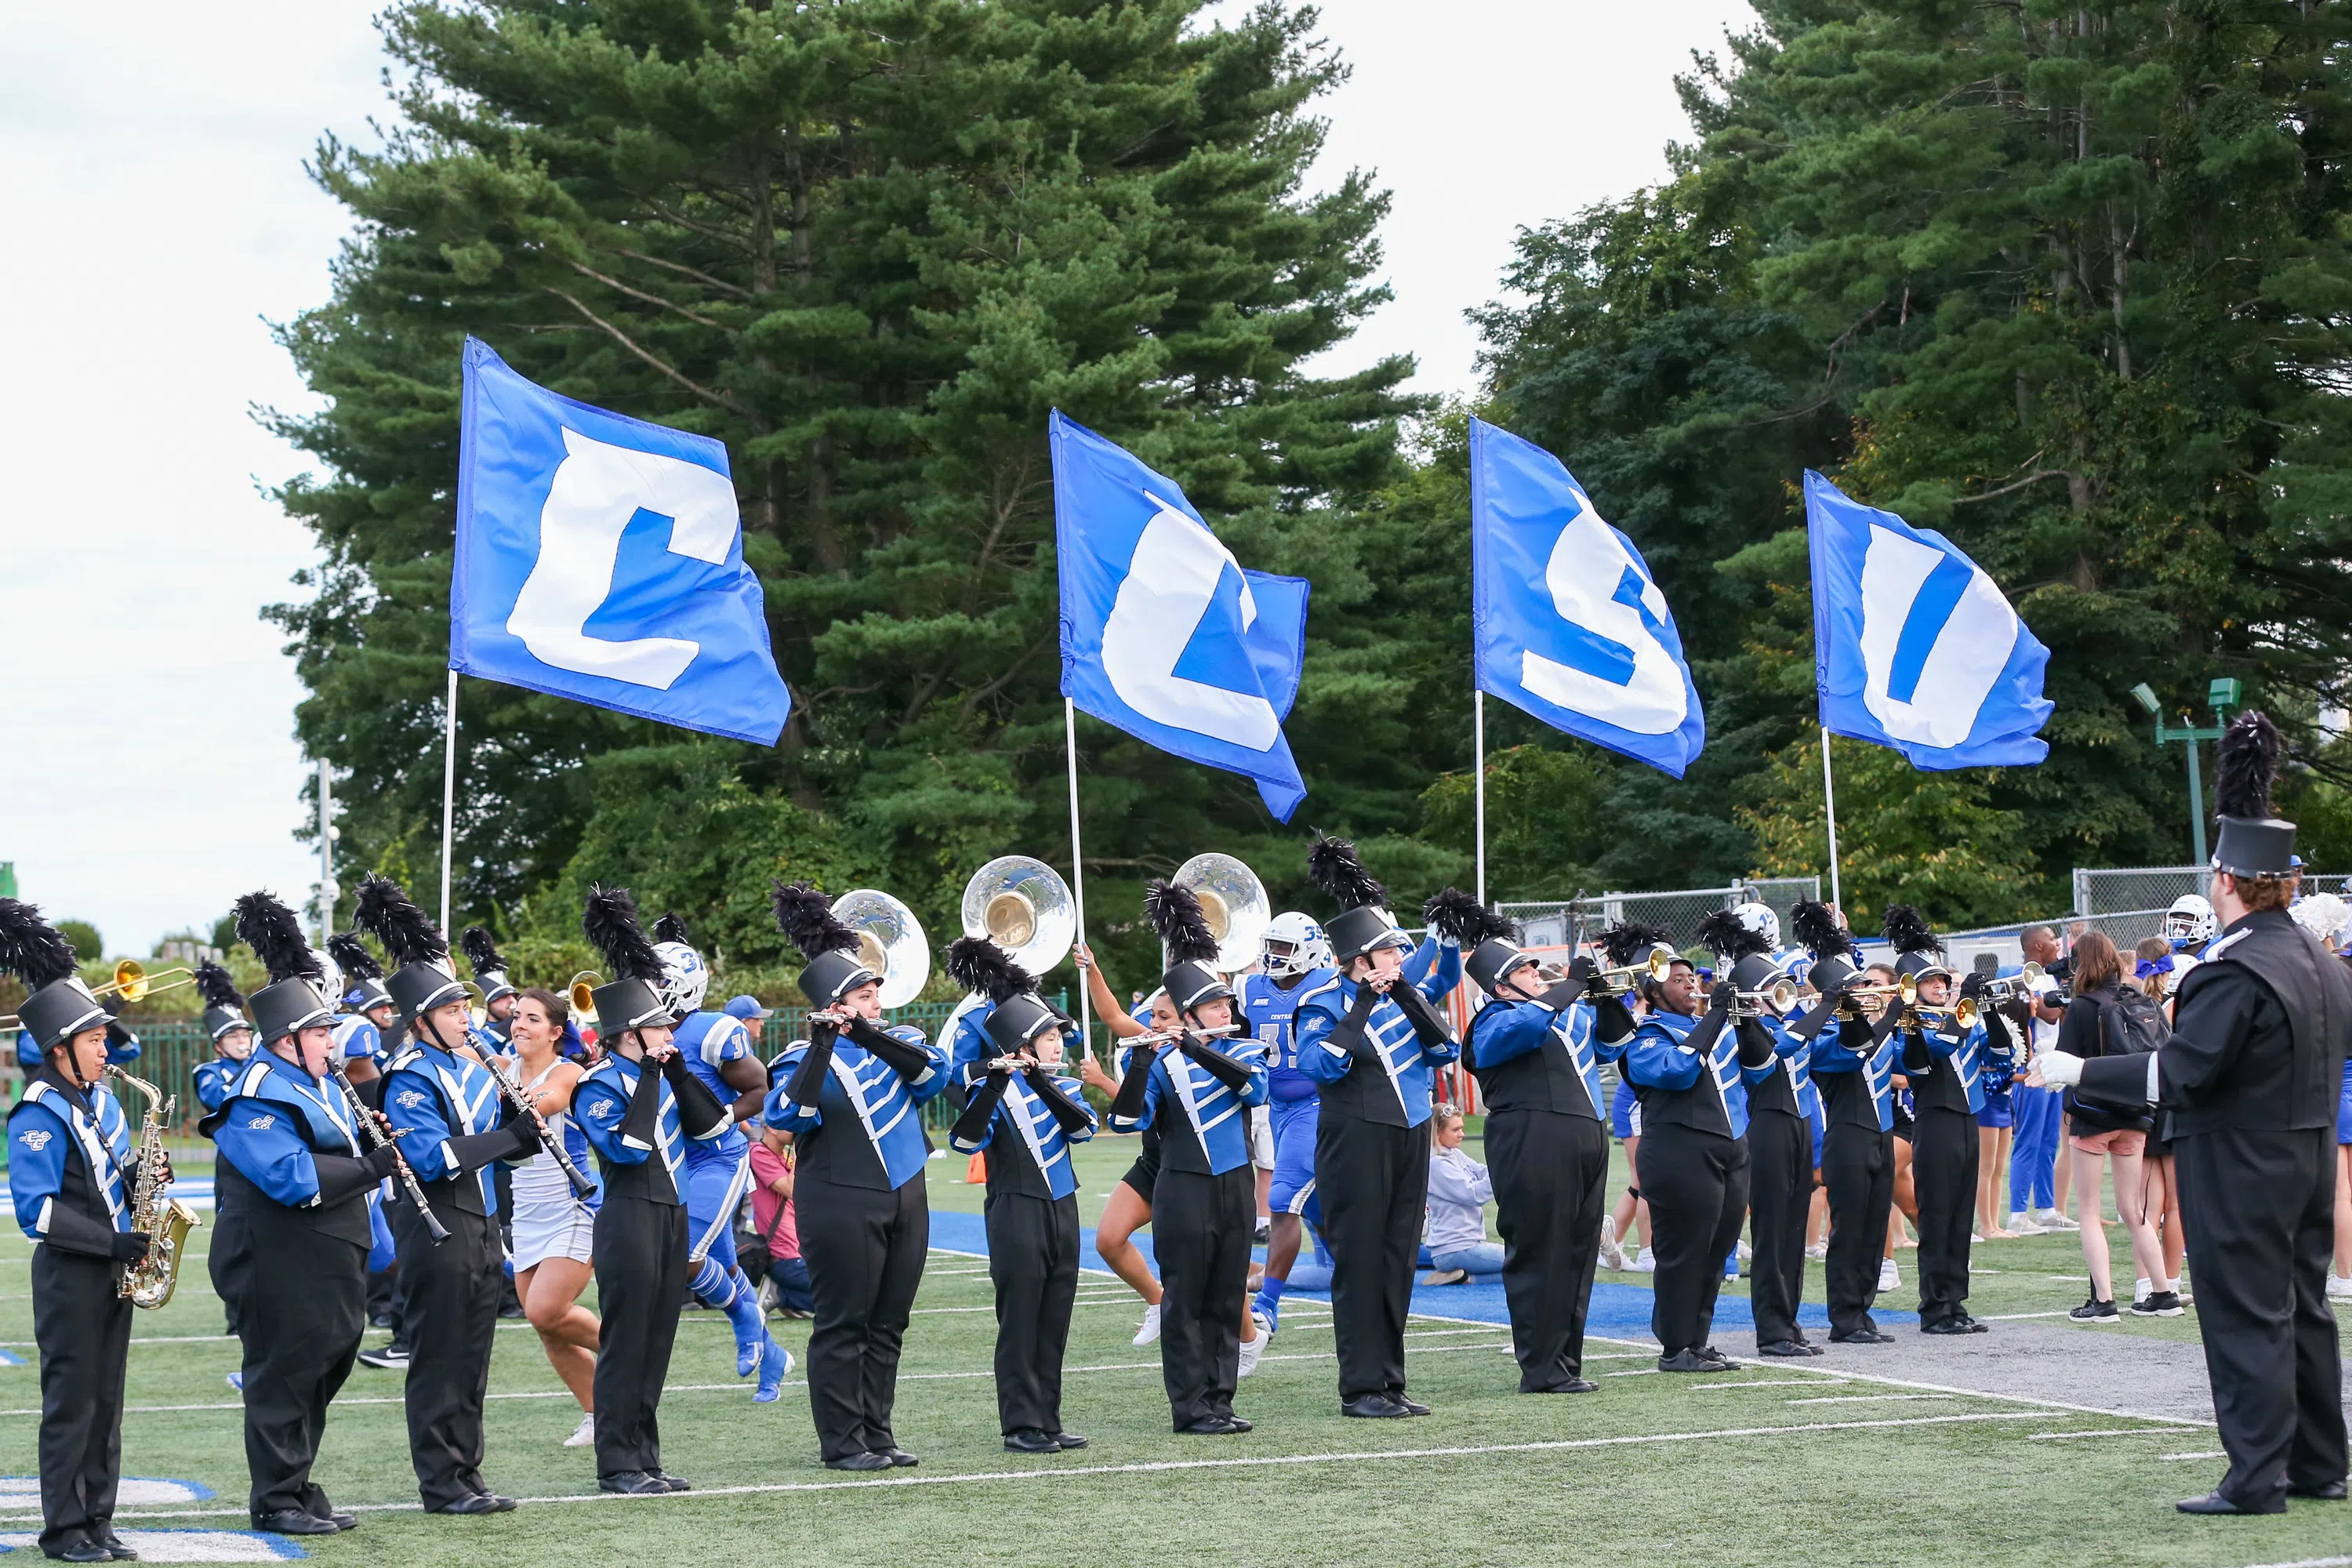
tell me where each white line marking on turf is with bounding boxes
[2025,1428,2180,1440]
[1785,1393,1955,1406]
[2223,1559,2352,1568]
[1692,1379,1850,1391]
[2159,1450,2229,1461]
[86,1411,2059,1519]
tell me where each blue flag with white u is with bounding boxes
[1051,412,1310,820]
[1469,418,1705,777]
[1806,470,2051,769]
[450,339,792,746]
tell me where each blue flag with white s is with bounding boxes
[449,338,791,745]
[1469,418,1705,778]
[1806,470,2051,769]
[1051,411,1310,820]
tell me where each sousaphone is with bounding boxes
[830,889,932,1011]
[960,856,1076,979]
[1171,852,1271,975]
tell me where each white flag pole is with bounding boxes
[1474,690,1488,907]
[1820,724,1842,912]
[439,669,459,935]
[1064,697,1094,1060]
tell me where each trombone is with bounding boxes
[93,960,195,1004]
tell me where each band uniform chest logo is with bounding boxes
[396,1089,429,1110]
[245,1114,275,1131]
[16,1129,49,1152]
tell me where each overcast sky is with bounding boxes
[0,0,1756,956]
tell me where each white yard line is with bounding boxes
[1692,1379,1850,1392]
[2159,1450,2229,1461]
[2026,1428,2183,1440]
[1785,1393,1955,1406]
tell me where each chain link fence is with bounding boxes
[1498,877,1822,953]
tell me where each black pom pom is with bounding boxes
[1305,833,1388,912]
[946,935,1034,1003]
[353,874,449,968]
[1423,887,1519,948]
[1697,908,1770,961]
[325,933,383,983]
[194,960,245,1011]
[1144,880,1222,967]
[234,891,325,986]
[1789,899,1853,960]
[459,927,510,981]
[0,899,80,989]
[652,913,690,946]
[770,881,861,960]
[1598,920,1675,969]
[1881,905,1944,956]
[2214,710,2281,821]
[583,885,665,982]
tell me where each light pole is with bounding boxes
[2132,677,2239,866]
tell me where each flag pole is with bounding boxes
[439,669,459,934]
[1064,697,1094,1060]
[1474,690,1488,906]
[1820,724,1842,912]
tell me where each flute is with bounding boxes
[326,1058,449,1245]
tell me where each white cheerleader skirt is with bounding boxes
[510,1156,596,1271]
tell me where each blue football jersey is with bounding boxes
[671,1010,753,1160]
[1241,968,1333,1102]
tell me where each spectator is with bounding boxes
[2006,959,2074,1234]
[2056,931,2178,1321]
[747,1126,812,1318]
[2132,936,2188,1301]
[1421,1108,1503,1284]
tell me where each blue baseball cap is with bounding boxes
[724,994,772,1022]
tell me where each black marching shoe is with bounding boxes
[1657,1348,1735,1373]
[1758,1339,1814,1358]
[96,1533,139,1562]
[253,1510,342,1535]
[2288,1479,2347,1501]
[307,1507,358,1533]
[1396,1396,1432,1416]
[1004,1428,1062,1454]
[1830,1328,1894,1345]
[1922,1314,1988,1335]
[1531,1378,1599,1394]
[430,1492,516,1514]
[45,1539,113,1563]
[1341,1394,1414,1417]
[1053,1431,1090,1450]
[822,1453,893,1472]
[597,1472,671,1496]
[648,1472,691,1493]
[877,1447,918,1468]
[2177,1490,2285,1516]
[1178,1415,1252,1435]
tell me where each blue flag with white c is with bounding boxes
[1806,470,2051,769]
[1469,418,1705,778]
[1051,411,1310,820]
[450,339,792,746]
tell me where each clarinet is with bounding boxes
[481,1049,599,1197]
[327,1058,450,1245]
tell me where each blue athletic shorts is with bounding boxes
[1610,1078,1641,1140]
[1807,1102,1826,1172]
[1268,1095,1323,1229]
[2338,1058,2351,1145]
[684,1147,750,1272]
[1976,1086,2014,1130]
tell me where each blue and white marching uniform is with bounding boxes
[669,1007,770,1368]
[1741,1011,1820,1348]
[1810,1008,1900,1337]
[192,1054,241,1114]
[1898,1006,2006,1330]
[9,1073,134,1253]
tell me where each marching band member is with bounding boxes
[1109,882,1270,1435]
[2037,713,2350,1513]
[501,985,602,1450]
[648,916,788,1401]
[358,875,540,1514]
[1457,902,1628,1393]
[1294,837,1461,1419]
[458,928,518,1049]
[571,887,739,1494]
[325,934,397,1088]
[1788,902,1897,1344]
[209,891,400,1537]
[945,933,1098,1453]
[193,961,257,1337]
[1700,909,1819,1358]
[765,880,948,1472]
[1621,921,1776,1372]
[1881,906,1998,1334]
[1244,911,1336,1333]
[1,902,147,1564]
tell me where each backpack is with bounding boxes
[2102,986,2172,1058]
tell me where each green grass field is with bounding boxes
[0,1136,2344,1567]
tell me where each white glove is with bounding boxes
[2035,1050,2085,1087]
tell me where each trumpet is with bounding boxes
[1976,961,2055,1005]
[1727,978,1799,1018]
[1900,998,1979,1032]
[1829,975,1915,1019]
[1587,946,1675,996]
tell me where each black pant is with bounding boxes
[1821,1121,1894,1338]
[239,1210,365,1518]
[1152,1166,1254,1428]
[593,1195,687,1477]
[209,1206,251,1336]
[31,1248,132,1555]
[396,1203,502,1508]
[1486,1109,1607,1391]
[1910,1106,1976,1326]
[985,1190,1079,1436]
[2175,1126,2349,1505]
[1636,1123,1749,1356]
[1316,1114,1428,1402]
[1747,1111,1814,1345]
[799,1171,927,1461]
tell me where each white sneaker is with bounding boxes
[1735,1238,1753,1263]
[1132,1303,1162,1346]
[563,1413,596,1449]
[2034,1207,2079,1232]
[1805,1241,1828,1261]
[2327,1274,2352,1299]
[2134,1276,2152,1306]
[1633,1247,1657,1275]
[1878,1258,1900,1292]
[2005,1211,2047,1236]
[1598,1215,1627,1271]
[1236,1326,1265,1379]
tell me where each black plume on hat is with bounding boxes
[771,881,859,961]
[0,899,79,989]
[1423,888,1518,948]
[946,935,1034,1004]
[235,891,325,985]
[2214,710,2281,821]
[354,874,448,968]
[1145,880,1221,967]
[194,960,244,1011]
[1598,920,1674,969]
[1306,833,1388,912]
[325,933,383,983]
[1881,905,1944,956]
[1697,908,1771,962]
[583,885,665,982]
[652,913,691,946]
[1790,899,1853,960]
[459,927,509,979]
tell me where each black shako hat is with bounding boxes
[1421,889,1526,994]
[1882,905,1949,984]
[0,898,106,1051]
[1790,899,1861,994]
[772,881,880,1011]
[2212,710,2297,878]
[353,876,467,1025]
[583,886,670,1035]
[460,927,517,1007]
[1146,880,1232,1016]
[1699,908,1780,993]
[235,891,336,1044]
[946,936,1061,1053]
[1307,833,1413,967]
[325,932,392,1014]
[194,960,251,1042]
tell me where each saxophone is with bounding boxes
[107,1065,202,1309]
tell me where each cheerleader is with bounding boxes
[503,986,602,1449]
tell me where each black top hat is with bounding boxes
[460,927,517,1007]
[194,961,251,1042]
[1146,881,1234,1016]
[771,881,880,1010]
[945,935,1058,1051]
[2212,711,2297,877]
[235,891,336,1044]
[1882,906,1949,982]
[983,993,1065,1054]
[354,877,467,1025]
[583,886,671,1035]
[0,900,106,1052]
[1791,899,1862,993]
[326,934,393,1014]
[1307,834,1412,967]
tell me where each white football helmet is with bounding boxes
[2161,895,2217,949]
[655,941,710,1020]
[1733,900,1781,951]
[1261,912,1329,979]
